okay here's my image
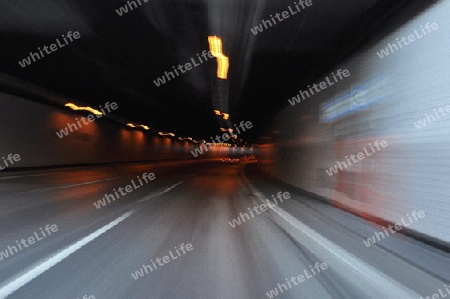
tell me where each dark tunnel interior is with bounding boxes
[0,0,449,298]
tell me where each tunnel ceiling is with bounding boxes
[0,0,407,142]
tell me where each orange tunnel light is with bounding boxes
[158,132,175,137]
[208,36,229,80]
[65,103,103,115]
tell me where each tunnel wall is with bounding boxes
[0,92,238,168]
[258,0,450,243]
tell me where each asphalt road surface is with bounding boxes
[0,160,448,299]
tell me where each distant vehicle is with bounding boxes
[220,157,240,164]
[229,158,240,164]
[248,155,257,161]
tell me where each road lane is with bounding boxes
[0,160,448,298]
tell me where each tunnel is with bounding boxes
[0,0,449,298]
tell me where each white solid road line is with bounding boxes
[241,169,420,299]
[136,181,184,204]
[0,210,135,299]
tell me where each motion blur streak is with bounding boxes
[64,103,103,116]
[258,0,450,244]
[208,36,229,79]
